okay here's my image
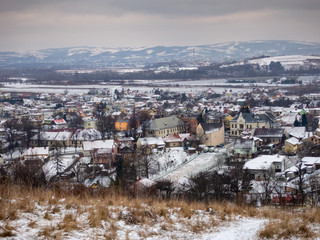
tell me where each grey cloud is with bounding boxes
[1,0,320,17]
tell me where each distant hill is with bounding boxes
[1,40,320,69]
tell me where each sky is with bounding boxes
[1,0,320,51]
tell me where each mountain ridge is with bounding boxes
[1,40,320,69]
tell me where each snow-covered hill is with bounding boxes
[221,55,320,70]
[1,40,320,69]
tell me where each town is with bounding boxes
[0,76,320,207]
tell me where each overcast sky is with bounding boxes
[1,0,320,51]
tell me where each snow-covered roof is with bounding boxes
[23,147,49,156]
[139,137,165,146]
[55,131,72,141]
[137,178,157,188]
[31,132,58,141]
[83,140,115,151]
[285,137,302,146]
[301,157,320,165]
[243,155,286,170]
[164,134,182,143]
[284,126,306,139]
[71,128,102,141]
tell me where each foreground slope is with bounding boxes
[0,184,319,239]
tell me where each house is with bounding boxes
[284,137,303,155]
[196,122,224,147]
[284,126,306,139]
[313,128,320,145]
[30,131,58,147]
[229,109,270,137]
[30,130,73,148]
[253,128,285,145]
[284,157,320,179]
[145,116,185,138]
[136,137,165,153]
[243,155,286,181]
[301,157,320,173]
[82,117,97,129]
[52,119,67,129]
[93,148,115,168]
[83,140,117,167]
[115,119,130,132]
[116,137,134,148]
[54,131,73,148]
[22,147,49,168]
[69,128,102,148]
[164,134,183,148]
[233,138,258,159]
[83,139,116,156]
[179,133,197,148]
[118,146,134,161]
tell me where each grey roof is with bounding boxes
[146,116,183,130]
[200,122,223,133]
[254,128,284,138]
[231,112,258,123]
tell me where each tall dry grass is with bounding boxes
[1,183,320,239]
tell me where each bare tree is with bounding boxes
[296,161,306,204]
[4,119,19,160]
[309,174,320,206]
[96,115,115,140]
[261,168,277,204]
[136,149,159,178]
[51,143,64,177]
[10,159,46,187]
[71,163,81,183]
[22,119,35,148]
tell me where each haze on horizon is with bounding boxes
[1,0,320,52]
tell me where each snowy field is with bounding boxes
[155,152,225,182]
[0,196,268,240]
[0,82,251,95]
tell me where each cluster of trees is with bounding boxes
[2,60,320,85]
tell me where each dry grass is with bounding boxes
[259,217,315,239]
[44,211,52,220]
[0,223,16,237]
[38,226,61,239]
[28,220,37,228]
[1,183,320,239]
[58,213,79,232]
[300,207,320,223]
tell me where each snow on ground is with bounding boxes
[0,82,252,95]
[155,151,226,182]
[0,197,268,240]
[201,217,266,240]
[3,149,23,161]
